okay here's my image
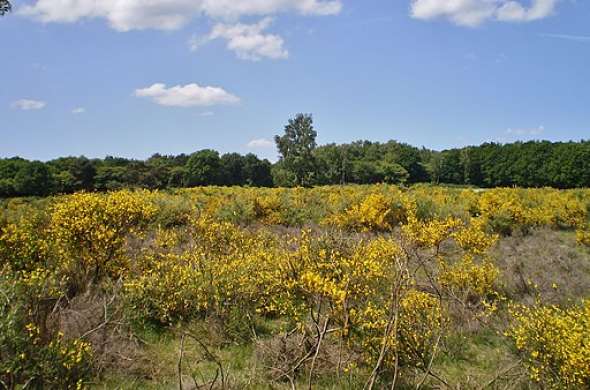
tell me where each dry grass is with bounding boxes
[493,228,590,305]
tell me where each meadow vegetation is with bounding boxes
[1,185,589,389]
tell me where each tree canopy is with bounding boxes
[1,115,589,198]
[275,114,318,186]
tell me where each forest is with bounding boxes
[2,115,589,197]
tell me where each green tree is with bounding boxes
[13,161,54,196]
[220,153,245,186]
[168,166,187,188]
[314,144,353,185]
[425,152,443,185]
[48,156,96,193]
[382,141,429,183]
[184,150,222,187]
[274,114,318,186]
[242,154,273,187]
[379,161,409,184]
[439,150,464,184]
[0,158,27,197]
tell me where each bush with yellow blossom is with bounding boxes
[0,271,92,389]
[506,301,590,388]
[577,227,590,247]
[324,192,407,232]
[50,191,156,285]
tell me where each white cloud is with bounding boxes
[247,138,274,148]
[194,17,288,61]
[134,83,240,107]
[506,125,545,136]
[11,99,46,110]
[72,107,86,114]
[410,0,559,27]
[19,0,341,31]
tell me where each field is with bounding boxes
[1,185,590,389]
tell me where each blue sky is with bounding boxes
[1,0,589,161]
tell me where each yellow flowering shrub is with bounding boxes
[0,213,50,272]
[2,185,590,387]
[451,217,498,255]
[398,291,443,368]
[478,190,529,235]
[125,216,280,325]
[402,211,463,249]
[577,228,590,247]
[43,334,93,389]
[475,188,589,235]
[0,272,92,389]
[324,192,406,232]
[50,191,156,283]
[252,190,288,225]
[124,252,204,324]
[439,255,499,298]
[506,301,590,388]
[357,290,443,372]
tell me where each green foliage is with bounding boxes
[48,156,96,193]
[184,149,223,187]
[2,135,590,198]
[275,113,319,186]
[219,153,274,187]
[13,161,54,197]
[0,272,92,389]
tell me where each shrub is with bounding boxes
[0,271,92,389]
[50,191,156,285]
[325,193,406,232]
[577,227,590,247]
[439,255,499,299]
[506,301,590,388]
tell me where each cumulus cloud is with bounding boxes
[193,18,288,61]
[11,99,46,110]
[19,0,342,31]
[134,83,240,107]
[72,107,86,114]
[410,0,559,27]
[247,138,274,148]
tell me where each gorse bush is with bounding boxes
[506,301,590,388]
[124,216,280,326]
[1,185,589,388]
[0,270,92,389]
[324,191,407,231]
[50,191,156,285]
[577,227,590,247]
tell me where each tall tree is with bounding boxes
[274,114,318,186]
[13,161,54,196]
[220,153,245,186]
[48,156,96,193]
[242,154,273,187]
[184,149,222,187]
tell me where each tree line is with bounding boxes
[1,114,589,197]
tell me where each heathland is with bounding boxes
[1,185,590,388]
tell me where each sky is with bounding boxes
[1,0,589,162]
